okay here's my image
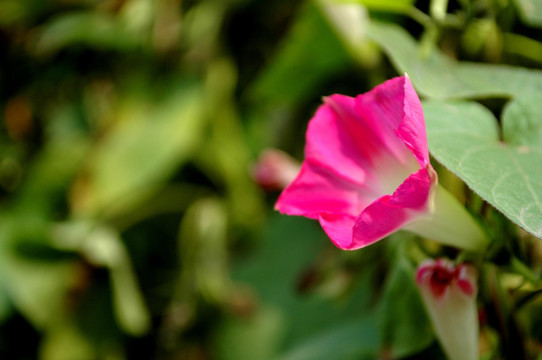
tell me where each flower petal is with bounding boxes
[305,95,372,186]
[318,213,357,250]
[354,77,419,168]
[397,75,430,167]
[351,166,433,249]
[275,162,364,219]
[309,92,419,196]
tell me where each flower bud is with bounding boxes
[252,149,300,190]
[416,258,479,360]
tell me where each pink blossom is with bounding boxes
[275,75,437,250]
[416,259,479,360]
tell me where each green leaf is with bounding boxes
[0,284,11,324]
[251,3,350,105]
[31,12,140,56]
[53,222,151,336]
[423,97,542,239]
[12,105,89,217]
[276,317,380,360]
[346,0,415,12]
[315,0,380,66]
[214,306,285,360]
[177,198,230,304]
[40,321,96,360]
[199,60,265,230]
[502,95,542,147]
[231,215,339,345]
[378,242,434,357]
[366,22,542,99]
[223,213,378,356]
[75,81,205,219]
[512,0,542,27]
[0,217,78,330]
[0,0,46,26]
[503,32,542,64]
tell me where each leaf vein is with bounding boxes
[506,150,542,236]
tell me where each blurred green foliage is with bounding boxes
[1,0,542,359]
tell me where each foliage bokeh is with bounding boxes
[1,0,542,359]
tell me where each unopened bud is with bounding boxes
[416,258,479,360]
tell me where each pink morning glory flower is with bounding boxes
[275,75,487,251]
[416,259,479,360]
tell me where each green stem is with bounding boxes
[430,0,448,21]
[509,256,540,285]
[516,288,542,309]
[407,7,433,28]
[404,184,489,252]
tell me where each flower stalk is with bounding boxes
[404,184,489,252]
